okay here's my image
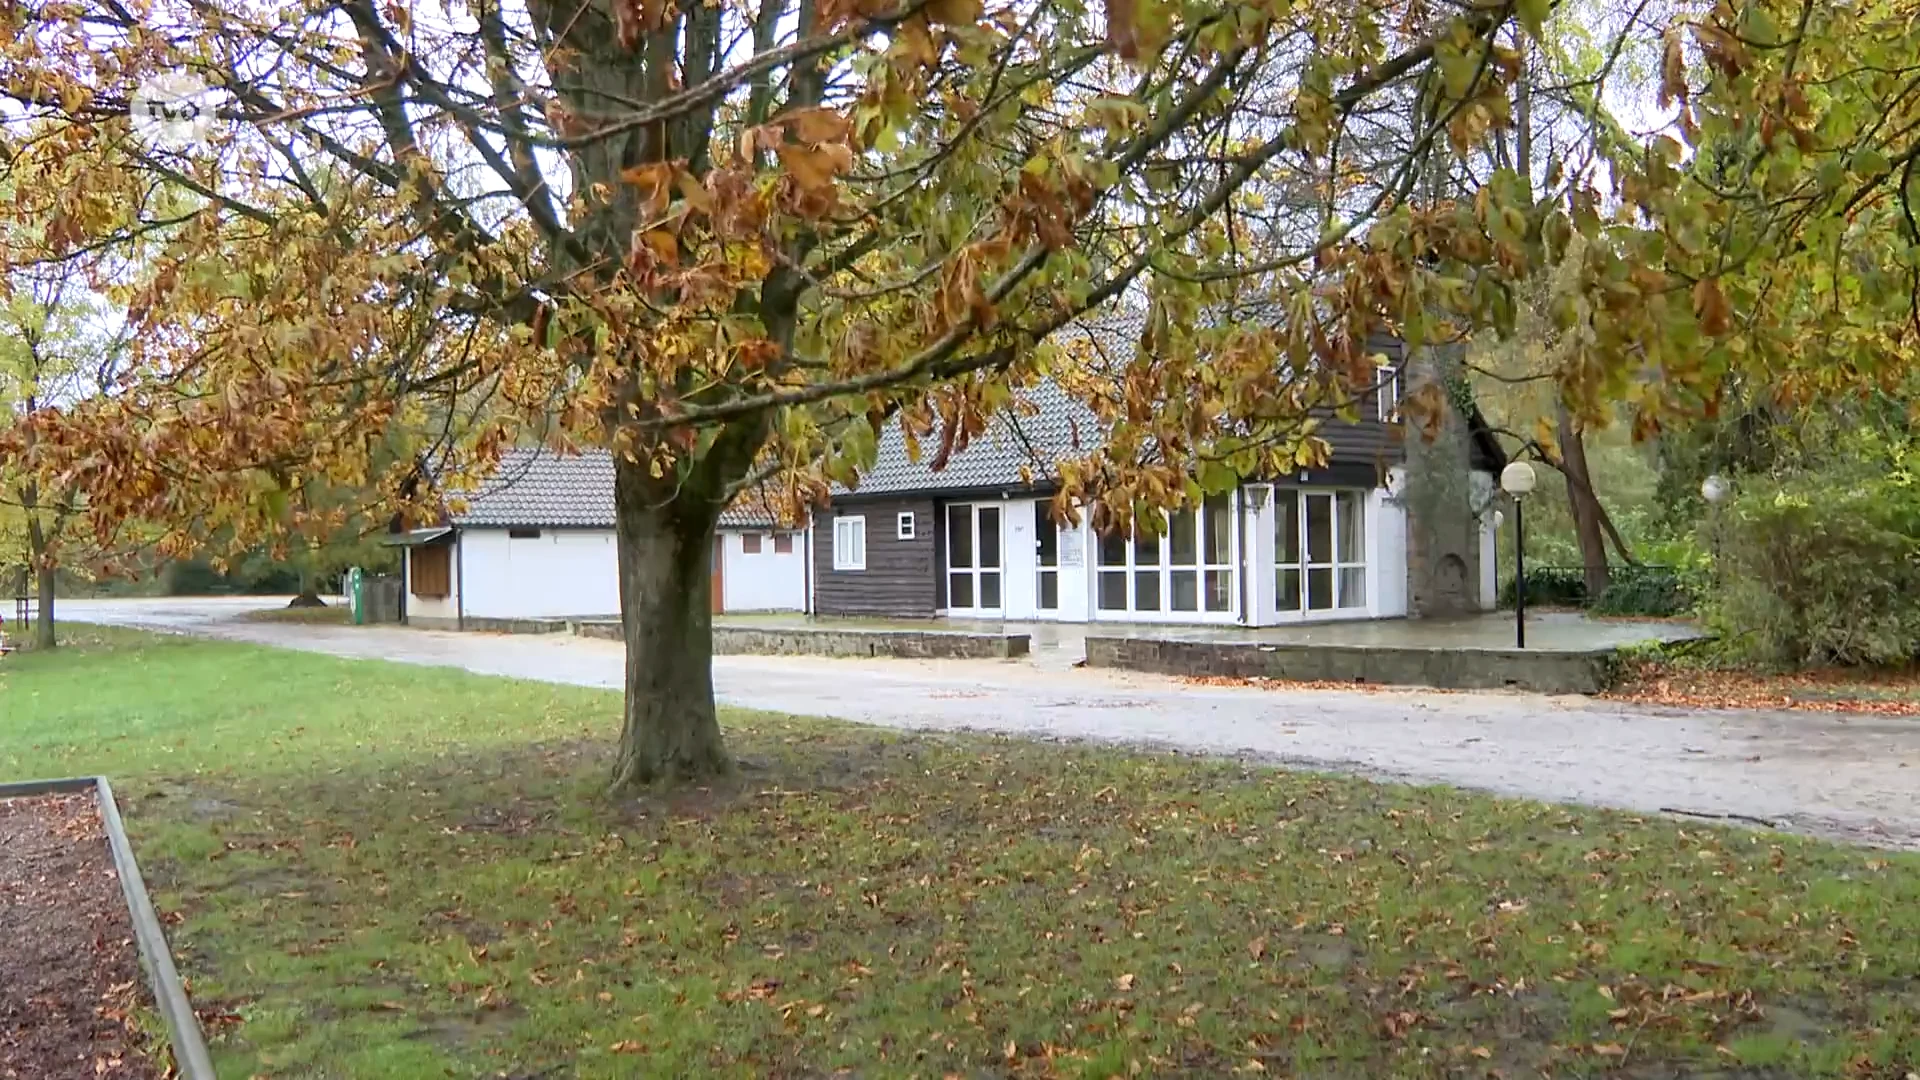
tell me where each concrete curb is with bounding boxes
[571,620,1032,660]
[1083,637,1620,694]
[0,776,217,1080]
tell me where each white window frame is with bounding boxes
[833,515,866,571]
[1377,363,1400,422]
[1092,493,1240,623]
[896,511,916,540]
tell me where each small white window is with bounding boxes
[833,516,866,571]
[1377,364,1400,422]
[896,511,916,540]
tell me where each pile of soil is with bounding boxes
[0,793,163,1079]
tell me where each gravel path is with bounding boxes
[58,598,1920,850]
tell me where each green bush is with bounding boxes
[1499,562,1701,617]
[1499,565,1588,608]
[1590,564,1699,617]
[1707,475,1920,667]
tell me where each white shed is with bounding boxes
[391,449,809,629]
[715,500,810,613]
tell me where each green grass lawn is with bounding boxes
[4,627,1919,1078]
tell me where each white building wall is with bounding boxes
[1056,508,1092,622]
[720,529,808,612]
[1370,468,1410,618]
[1001,497,1039,620]
[1246,485,1278,626]
[460,528,621,619]
[1479,504,1500,611]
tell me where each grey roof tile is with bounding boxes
[449,447,617,527]
[717,495,781,529]
[447,448,796,529]
[839,378,1107,497]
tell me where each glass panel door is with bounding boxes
[1336,490,1367,608]
[1305,493,1335,611]
[1202,493,1234,613]
[978,505,1002,610]
[1274,489,1368,617]
[946,504,974,610]
[1035,502,1059,611]
[1275,491,1301,612]
[945,504,1003,614]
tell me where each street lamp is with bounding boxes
[1500,461,1538,648]
[1701,474,1730,584]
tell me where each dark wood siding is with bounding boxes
[813,497,938,616]
[1285,332,1407,481]
[1316,415,1402,474]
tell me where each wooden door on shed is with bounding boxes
[711,535,724,613]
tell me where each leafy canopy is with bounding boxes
[0,0,1911,551]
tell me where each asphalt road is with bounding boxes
[52,596,1920,850]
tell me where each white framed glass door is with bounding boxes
[946,503,1003,614]
[1274,488,1367,617]
[1034,502,1059,612]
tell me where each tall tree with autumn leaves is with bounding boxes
[3,0,1917,787]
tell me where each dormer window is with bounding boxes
[1377,364,1400,422]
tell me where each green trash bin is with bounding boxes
[346,567,365,626]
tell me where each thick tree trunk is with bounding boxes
[607,455,730,793]
[1556,404,1611,598]
[33,565,54,650]
[288,562,327,607]
[24,500,55,650]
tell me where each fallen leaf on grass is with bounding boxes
[1592,1042,1626,1057]
[1114,973,1135,991]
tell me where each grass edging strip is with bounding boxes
[0,776,217,1080]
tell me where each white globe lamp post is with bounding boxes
[1500,462,1538,648]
